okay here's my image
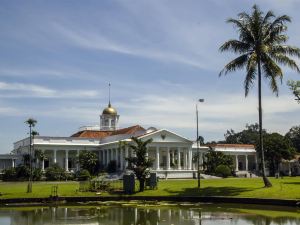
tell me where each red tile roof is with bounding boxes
[70,125,146,139]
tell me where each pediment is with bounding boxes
[139,129,192,144]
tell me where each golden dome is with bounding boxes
[102,103,117,115]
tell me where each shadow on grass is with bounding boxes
[161,186,257,197]
[281,182,300,185]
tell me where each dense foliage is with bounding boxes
[264,133,296,175]
[203,150,234,176]
[79,151,98,175]
[285,125,300,153]
[215,165,232,178]
[2,166,42,181]
[45,163,67,181]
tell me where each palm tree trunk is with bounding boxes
[139,178,145,192]
[257,60,272,187]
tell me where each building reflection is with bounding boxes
[0,205,298,225]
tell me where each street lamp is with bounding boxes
[196,98,204,189]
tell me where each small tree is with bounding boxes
[203,150,234,175]
[79,151,98,175]
[25,118,37,193]
[126,137,154,192]
[287,80,300,103]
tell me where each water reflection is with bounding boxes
[0,204,299,225]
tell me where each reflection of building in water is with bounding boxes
[1,206,299,225]
[6,206,209,225]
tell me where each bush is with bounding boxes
[33,168,43,181]
[2,168,16,181]
[15,165,30,180]
[45,163,67,181]
[77,169,91,181]
[107,160,117,173]
[215,165,232,178]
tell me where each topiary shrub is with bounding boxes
[77,169,91,181]
[215,165,232,178]
[45,163,67,181]
[2,168,17,181]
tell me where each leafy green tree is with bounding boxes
[203,150,234,175]
[79,151,98,175]
[126,137,154,192]
[287,80,300,103]
[219,5,300,187]
[264,133,296,175]
[285,125,300,152]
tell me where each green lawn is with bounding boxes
[0,177,299,200]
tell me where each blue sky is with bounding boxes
[1,0,300,153]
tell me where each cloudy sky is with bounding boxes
[1,0,300,153]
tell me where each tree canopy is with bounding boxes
[79,151,98,175]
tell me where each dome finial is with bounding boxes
[108,83,111,107]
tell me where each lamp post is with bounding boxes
[196,99,204,189]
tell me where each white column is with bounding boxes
[120,148,124,171]
[53,150,57,164]
[188,147,192,170]
[108,118,111,129]
[255,154,258,170]
[11,159,15,168]
[167,147,171,170]
[199,152,203,170]
[245,155,248,171]
[106,149,109,166]
[145,148,149,160]
[115,148,119,167]
[235,155,239,171]
[156,146,160,170]
[77,150,80,171]
[41,150,45,171]
[125,146,129,169]
[177,148,181,170]
[184,149,187,169]
[65,150,69,171]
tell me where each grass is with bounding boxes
[0,177,299,200]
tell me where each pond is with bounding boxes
[0,202,299,225]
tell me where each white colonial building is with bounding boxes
[8,102,260,178]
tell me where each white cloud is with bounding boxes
[0,81,100,99]
[54,23,208,69]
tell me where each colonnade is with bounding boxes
[234,154,258,171]
[38,148,258,172]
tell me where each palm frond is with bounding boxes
[244,53,257,96]
[270,53,300,73]
[219,39,251,53]
[261,54,283,95]
[219,54,249,76]
[227,18,254,44]
[271,45,300,58]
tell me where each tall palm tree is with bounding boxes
[25,118,37,193]
[219,5,300,187]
